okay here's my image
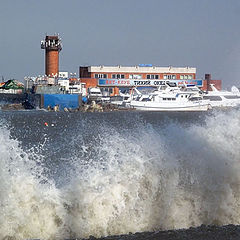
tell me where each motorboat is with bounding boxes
[110,89,138,107]
[130,83,211,111]
[172,83,240,108]
[202,84,240,107]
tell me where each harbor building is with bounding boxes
[80,65,196,80]
[79,65,221,95]
[80,65,197,96]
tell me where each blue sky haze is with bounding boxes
[0,0,240,88]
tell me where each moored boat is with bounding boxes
[130,83,211,111]
[202,84,240,107]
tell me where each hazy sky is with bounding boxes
[0,0,240,88]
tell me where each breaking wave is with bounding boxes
[0,109,240,239]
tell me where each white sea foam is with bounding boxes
[0,109,240,239]
[0,126,66,239]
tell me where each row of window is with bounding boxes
[162,98,176,101]
[203,95,240,101]
[180,75,193,80]
[95,74,107,78]
[112,74,125,79]
[163,75,193,80]
[94,73,194,79]
[129,74,141,79]
[163,75,176,80]
[147,74,159,79]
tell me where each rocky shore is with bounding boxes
[0,101,131,112]
[83,225,240,240]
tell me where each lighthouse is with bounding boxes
[41,35,62,77]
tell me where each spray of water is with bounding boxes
[0,109,240,239]
[0,123,66,239]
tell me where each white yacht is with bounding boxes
[110,89,138,106]
[130,83,211,111]
[202,84,240,107]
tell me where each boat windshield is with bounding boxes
[166,82,177,87]
[189,97,202,101]
[141,97,151,102]
[203,96,222,101]
[223,95,240,99]
[157,85,167,91]
[135,96,142,101]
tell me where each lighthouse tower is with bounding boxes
[41,35,62,77]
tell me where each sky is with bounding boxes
[0,0,240,88]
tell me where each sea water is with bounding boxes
[0,109,240,239]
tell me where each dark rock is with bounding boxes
[83,225,240,240]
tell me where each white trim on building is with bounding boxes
[88,66,196,74]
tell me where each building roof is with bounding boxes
[87,65,196,74]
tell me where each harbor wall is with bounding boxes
[0,93,26,104]
[0,93,82,111]
[42,94,82,110]
[26,94,42,108]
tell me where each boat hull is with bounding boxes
[130,102,211,111]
